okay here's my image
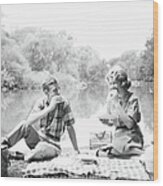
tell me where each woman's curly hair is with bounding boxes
[105,65,131,90]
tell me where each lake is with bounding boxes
[1,82,154,148]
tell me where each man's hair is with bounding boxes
[42,77,60,92]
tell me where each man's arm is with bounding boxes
[67,125,80,153]
[25,96,61,126]
[63,101,80,153]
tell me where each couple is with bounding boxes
[2,65,144,160]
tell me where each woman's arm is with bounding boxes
[115,98,140,129]
[100,90,120,126]
[117,107,135,129]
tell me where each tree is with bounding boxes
[1,29,29,90]
[141,34,154,81]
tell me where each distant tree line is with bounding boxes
[1,27,153,92]
[107,34,154,82]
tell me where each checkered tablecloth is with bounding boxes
[23,156,150,180]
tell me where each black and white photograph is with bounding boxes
[1,0,155,180]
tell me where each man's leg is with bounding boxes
[5,121,40,149]
[25,141,61,162]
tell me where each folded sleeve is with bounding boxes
[30,98,45,114]
[127,97,141,123]
[63,102,75,126]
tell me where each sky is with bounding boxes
[1,0,153,60]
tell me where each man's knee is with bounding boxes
[24,125,40,149]
[17,120,27,130]
[19,121,33,137]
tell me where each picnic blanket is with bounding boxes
[23,156,150,180]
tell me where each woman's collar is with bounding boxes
[118,91,132,101]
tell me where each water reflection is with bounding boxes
[1,83,153,138]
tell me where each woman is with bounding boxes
[98,65,144,157]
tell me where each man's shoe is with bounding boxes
[1,144,9,177]
[1,138,11,149]
[9,151,24,160]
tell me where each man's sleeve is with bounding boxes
[30,98,44,114]
[63,102,75,127]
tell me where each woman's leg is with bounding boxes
[124,147,143,156]
[96,144,113,157]
[110,140,143,157]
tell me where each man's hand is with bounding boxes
[74,149,80,155]
[73,150,80,156]
[67,125,80,153]
[26,96,63,125]
[49,96,63,109]
[51,95,62,103]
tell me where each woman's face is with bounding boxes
[106,66,129,94]
[108,75,121,91]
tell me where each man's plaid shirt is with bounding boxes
[31,96,75,142]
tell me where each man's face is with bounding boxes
[43,84,59,99]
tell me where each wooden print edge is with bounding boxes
[154,1,158,181]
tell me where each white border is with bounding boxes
[0,0,162,186]
[0,0,156,4]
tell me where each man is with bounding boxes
[1,77,80,161]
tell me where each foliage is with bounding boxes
[106,34,154,82]
[140,35,154,81]
[1,29,30,90]
[1,27,153,92]
[1,28,106,92]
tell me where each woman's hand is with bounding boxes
[99,116,116,127]
[99,118,109,125]
[113,102,123,116]
[109,89,119,102]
